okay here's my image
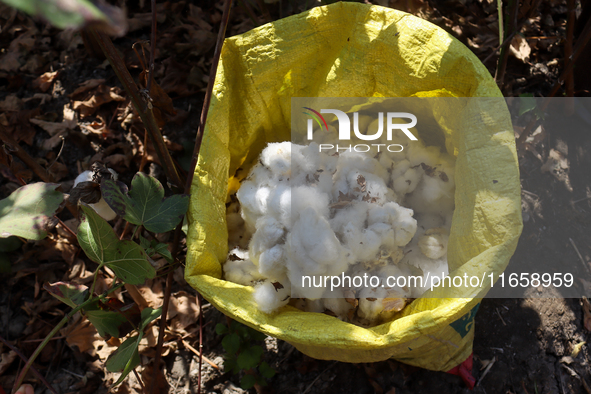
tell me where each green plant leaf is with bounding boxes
[215,323,228,335]
[139,307,161,330]
[105,307,160,385]
[85,308,128,338]
[0,182,63,240]
[0,236,22,252]
[106,240,156,285]
[106,335,141,384]
[101,173,189,233]
[44,282,89,308]
[77,204,118,265]
[77,205,156,285]
[0,0,127,36]
[259,362,276,379]
[222,333,241,355]
[237,345,264,370]
[518,93,536,116]
[240,374,257,390]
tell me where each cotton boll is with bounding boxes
[392,167,422,196]
[253,280,291,313]
[236,181,265,228]
[291,186,330,221]
[261,142,292,178]
[286,207,350,277]
[418,228,449,259]
[224,250,265,286]
[407,144,441,167]
[323,289,355,320]
[267,184,291,228]
[304,298,325,313]
[74,170,118,221]
[342,223,382,262]
[257,244,288,279]
[249,215,285,261]
[357,287,388,324]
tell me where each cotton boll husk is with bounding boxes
[74,170,118,221]
[418,228,449,259]
[253,279,292,314]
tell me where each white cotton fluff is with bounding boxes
[74,170,118,221]
[418,228,449,260]
[223,249,265,286]
[225,136,456,320]
[261,142,292,177]
[253,280,291,314]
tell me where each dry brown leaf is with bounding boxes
[30,109,77,136]
[0,29,37,72]
[69,79,105,97]
[0,95,23,112]
[73,85,125,117]
[510,34,531,62]
[0,350,17,375]
[23,93,52,105]
[32,70,59,92]
[168,291,199,331]
[61,319,102,354]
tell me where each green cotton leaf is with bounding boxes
[0,182,63,240]
[101,172,189,233]
[106,335,141,385]
[237,345,264,370]
[44,282,89,308]
[139,307,161,330]
[222,333,241,355]
[77,204,119,266]
[259,361,276,379]
[85,308,128,338]
[77,205,156,285]
[106,240,156,285]
[240,374,257,390]
[0,0,127,36]
[139,235,173,263]
[215,323,229,335]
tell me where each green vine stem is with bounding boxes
[12,283,126,393]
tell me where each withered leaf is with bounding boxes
[272,282,284,291]
[439,172,449,182]
[420,163,436,176]
[69,181,102,204]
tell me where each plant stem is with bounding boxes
[0,335,58,394]
[12,283,125,393]
[149,1,233,393]
[89,29,184,190]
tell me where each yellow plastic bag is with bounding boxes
[185,2,522,372]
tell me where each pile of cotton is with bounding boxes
[222,134,455,327]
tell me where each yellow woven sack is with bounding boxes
[185,2,522,372]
